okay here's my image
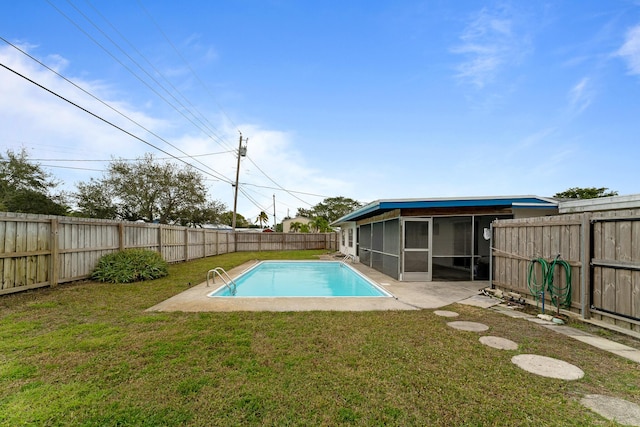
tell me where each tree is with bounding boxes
[176,200,227,227]
[0,148,68,215]
[74,154,225,225]
[309,216,332,232]
[4,189,68,216]
[74,178,118,219]
[554,187,618,199]
[255,211,269,228]
[220,211,250,227]
[289,221,302,232]
[296,196,363,223]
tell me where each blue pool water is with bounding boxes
[208,261,391,297]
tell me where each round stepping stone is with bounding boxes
[511,354,584,380]
[447,321,489,332]
[480,336,518,350]
[434,310,459,318]
[581,395,640,426]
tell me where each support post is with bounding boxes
[581,213,592,319]
[49,218,59,287]
[232,132,245,232]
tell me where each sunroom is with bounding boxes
[332,196,558,282]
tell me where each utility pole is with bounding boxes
[232,132,247,231]
[273,194,276,230]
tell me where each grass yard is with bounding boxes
[1,250,639,426]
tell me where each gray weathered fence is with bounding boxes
[492,208,640,333]
[0,212,337,295]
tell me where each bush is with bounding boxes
[92,249,169,283]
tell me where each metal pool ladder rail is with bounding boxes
[206,267,237,295]
[341,254,355,265]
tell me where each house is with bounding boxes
[282,216,312,233]
[332,196,558,282]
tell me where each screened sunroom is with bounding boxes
[333,196,558,282]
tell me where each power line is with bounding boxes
[0,60,232,184]
[45,0,236,155]
[24,150,233,162]
[244,155,314,207]
[20,2,327,215]
[239,182,332,198]
[39,164,103,172]
[0,37,233,184]
[136,0,241,134]
[73,0,236,153]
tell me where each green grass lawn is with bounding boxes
[1,250,639,426]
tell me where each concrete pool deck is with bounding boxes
[146,260,486,312]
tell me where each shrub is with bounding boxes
[92,249,169,283]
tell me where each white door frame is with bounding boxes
[401,218,432,281]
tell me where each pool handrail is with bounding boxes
[206,267,237,295]
[341,254,355,265]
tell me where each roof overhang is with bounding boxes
[332,195,558,225]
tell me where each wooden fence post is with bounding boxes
[581,213,591,319]
[49,218,59,287]
[202,229,206,258]
[158,225,164,258]
[118,223,125,251]
[184,228,189,261]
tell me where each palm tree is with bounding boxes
[255,211,269,228]
[289,221,302,232]
[310,217,331,232]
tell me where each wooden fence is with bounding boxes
[492,208,640,333]
[0,212,338,295]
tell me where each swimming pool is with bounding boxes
[207,261,392,297]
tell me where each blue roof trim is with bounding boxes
[332,196,558,224]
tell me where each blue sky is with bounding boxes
[1,1,639,223]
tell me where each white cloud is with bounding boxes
[0,44,189,188]
[451,6,530,89]
[616,24,640,75]
[568,77,593,116]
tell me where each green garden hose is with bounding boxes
[527,256,572,310]
[527,258,548,300]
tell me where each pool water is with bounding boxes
[208,261,391,297]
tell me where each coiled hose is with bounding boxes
[527,256,572,309]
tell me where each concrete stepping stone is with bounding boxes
[447,321,489,332]
[511,354,584,380]
[480,336,518,350]
[434,310,459,318]
[581,394,640,426]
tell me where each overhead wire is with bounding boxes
[44,0,237,161]
[132,1,321,213]
[79,0,236,153]
[0,36,233,184]
[24,150,234,162]
[240,182,332,198]
[136,0,241,133]
[0,61,232,184]
[238,186,268,213]
[244,156,314,207]
[70,0,325,213]
[9,1,330,217]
